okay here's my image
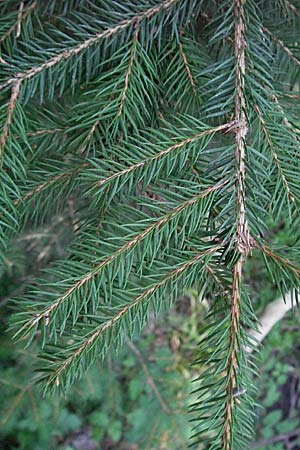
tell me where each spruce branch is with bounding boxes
[91,122,236,196]
[270,92,300,138]
[260,244,300,276]
[0,0,180,91]
[20,163,89,203]
[41,244,221,391]
[222,1,252,447]
[2,1,300,447]
[15,182,227,339]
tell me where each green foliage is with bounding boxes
[1,1,300,449]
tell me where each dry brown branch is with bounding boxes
[251,429,300,448]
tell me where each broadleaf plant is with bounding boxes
[1,0,300,448]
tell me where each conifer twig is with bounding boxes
[255,103,295,202]
[23,184,227,332]
[50,245,221,388]
[16,1,24,38]
[251,429,300,448]
[178,35,198,98]
[117,21,140,117]
[0,80,21,158]
[264,27,300,67]
[270,92,300,137]
[0,1,37,44]
[259,244,300,276]
[94,122,238,189]
[0,0,179,90]
[27,127,65,136]
[223,1,251,447]
[18,163,89,203]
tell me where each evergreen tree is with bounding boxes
[1,1,300,448]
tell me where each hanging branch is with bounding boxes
[222,1,252,447]
[19,183,227,336]
[47,245,221,390]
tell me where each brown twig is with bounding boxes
[126,339,171,414]
[27,127,65,137]
[0,80,21,157]
[251,429,300,448]
[280,92,300,99]
[16,1,24,38]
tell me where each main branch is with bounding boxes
[222,1,251,448]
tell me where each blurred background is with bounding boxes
[1,214,300,450]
